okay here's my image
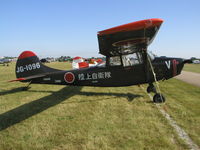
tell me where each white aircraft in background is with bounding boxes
[0,57,11,66]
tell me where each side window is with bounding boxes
[109,56,121,66]
[122,53,143,67]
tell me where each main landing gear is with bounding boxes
[147,83,165,103]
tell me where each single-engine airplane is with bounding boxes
[10,18,191,103]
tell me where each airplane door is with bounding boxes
[121,53,145,85]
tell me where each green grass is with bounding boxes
[183,64,200,73]
[0,62,199,149]
[159,79,200,146]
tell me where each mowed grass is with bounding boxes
[0,62,199,149]
[183,64,200,73]
[159,79,200,146]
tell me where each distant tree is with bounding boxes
[191,57,196,60]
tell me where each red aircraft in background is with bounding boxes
[72,57,104,69]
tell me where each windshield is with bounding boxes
[109,56,121,66]
[122,53,143,67]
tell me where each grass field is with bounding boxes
[0,62,199,150]
[183,64,200,73]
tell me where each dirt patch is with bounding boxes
[175,71,200,87]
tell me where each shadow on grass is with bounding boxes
[0,87,141,102]
[78,91,141,102]
[0,86,82,131]
[27,90,141,102]
[0,86,141,131]
[0,87,24,96]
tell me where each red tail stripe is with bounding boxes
[18,51,37,59]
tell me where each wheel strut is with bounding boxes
[147,56,166,103]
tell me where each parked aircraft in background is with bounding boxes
[0,58,11,66]
[193,60,200,64]
[72,57,104,69]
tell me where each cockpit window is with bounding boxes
[109,56,121,66]
[122,53,143,67]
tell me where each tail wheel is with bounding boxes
[153,93,165,103]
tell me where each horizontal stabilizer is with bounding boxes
[8,78,26,82]
[9,74,46,82]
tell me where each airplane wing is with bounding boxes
[97,18,164,56]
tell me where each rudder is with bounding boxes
[16,51,59,79]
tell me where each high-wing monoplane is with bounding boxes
[10,18,191,103]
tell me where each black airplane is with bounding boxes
[10,18,191,103]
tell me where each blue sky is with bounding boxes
[0,0,200,58]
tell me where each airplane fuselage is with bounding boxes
[21,56,185,87]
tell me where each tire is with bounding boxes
[147,85,156,93]
[153,93,166,103]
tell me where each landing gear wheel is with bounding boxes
[153,93,166,103]
[147,84,156,93]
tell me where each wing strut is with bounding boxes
[142,28,165,103]
[147,55,165,102]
